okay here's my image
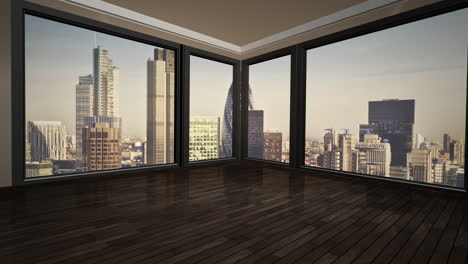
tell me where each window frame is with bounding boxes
[294,0,468,192]
[12,1,186,185]
[182,46,241,165]
[241,47,298,167]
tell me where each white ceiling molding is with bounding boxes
[60,0,242,53]
[240,0,401,53]
[61,0,402,55]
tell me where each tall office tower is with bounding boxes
[338,131,356,172]
[155,48,175,73]
[358,124,373,142]
[323,129,335,151]
[82,122,121,171]
[323,150,341,170]
[147,48,175,165]
[407,149,432,183]
[93,45,119,117]
[355,134,391,176]
[28,121,66,162]
[264,132,282,162]
[449,140,465,165]
[189,116,220,161]
[414,133,425,149]
[365,99,415,167]
[443,133,451,153]
[84,116,121,129]
[248,110,264,159]
[75,74,94,171]
[25,161,53,178]
[432,158,446,184]
[221,84,233,158]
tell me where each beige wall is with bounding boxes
[241,0,441,59]
[0,0,11,187]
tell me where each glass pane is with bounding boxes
[248,55,291,163]
[25,15,175,178]
[305,8,467,188]
[189,56,233,161]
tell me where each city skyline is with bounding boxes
[25,15,231,138]
[306,7,468,143]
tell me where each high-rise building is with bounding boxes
[338,131,356,172]
[364,99,415,167]
[28,121,66,162]
[221,84,233,158]
[449,140,464,165]
[443,133,451,153]
[189,116,220,161]
[75,74,94,171]
[414,133,425,149]
[147,48,175,165]
[264,132,282,162]
[82,122,121,171]
[248,110,264,159]
[324,129,335,151]
[432,158,445,184]
[323,150,341,170]
[93,46,119,117]
[355,134,391,176]
[407,149,432,183]
[25,161,53,178]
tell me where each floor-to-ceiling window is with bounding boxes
[189,55,234,161]
[248,55,291,163]
[305,8,468,188]
[25,14,176,178]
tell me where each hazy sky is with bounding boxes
[250,56,291,140]
[247,7,468,143]
[25,15,233,138]
[306,7,468,143]
[190,55,233,125]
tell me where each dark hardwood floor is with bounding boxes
[0,161,467,264]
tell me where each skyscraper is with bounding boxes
[338,131,356,172]
[264,132,282,162]
[355,134,391,176]
[248,110,264,159]
[147,48,175,165]
[189,116,220,161]
[364,99,415,167]
[93,46,119,117]
[82,122,121,171]
[323,129,335,152]
[443,133,451,153]
[221,84,233,158]
[28,121,67,162]
[449,140,465,166]
[75,74,94,171]
[407,148,432,183]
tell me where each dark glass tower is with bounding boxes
[221,85,256,158]
[367,99,415,167]
[220,84,233,158]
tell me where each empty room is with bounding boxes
[1,0,467,263]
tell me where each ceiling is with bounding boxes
[104,0,368,46]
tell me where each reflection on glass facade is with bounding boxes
[248,56,291,163]
[305,8,467,188]
[25,15,175,177]
[189,56,233,161]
